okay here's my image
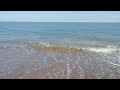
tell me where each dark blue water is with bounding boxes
[0,22,120,79]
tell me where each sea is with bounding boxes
[0,22,120,79]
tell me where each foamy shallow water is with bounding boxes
[0,43,120,79]
[1,22,120,79]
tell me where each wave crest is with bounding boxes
[25,42,83,53]
[85,47,118,53]
[14,42,120,53]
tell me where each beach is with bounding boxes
[0,22,120,79]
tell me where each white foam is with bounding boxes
[40,42,50,47]
[85,47,119,53]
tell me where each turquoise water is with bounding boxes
[0,22,120,46]
[0,22,120,79]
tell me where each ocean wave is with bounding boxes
[24,42,83,53]
[85,47,118,53]
[21,42,120,53]
[1,42,120,53]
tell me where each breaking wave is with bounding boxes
[85,46,119,53]
[13,42,120,53]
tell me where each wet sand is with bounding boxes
[0,45,120,79]
[0,47,120,79]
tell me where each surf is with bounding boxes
[13,42,120,54]
[24,42,84,53]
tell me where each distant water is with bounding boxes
[0,22,120,79]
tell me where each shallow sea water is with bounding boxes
[0,22,120,79]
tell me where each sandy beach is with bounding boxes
[0,44,120,79]
[0,22,120,79]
